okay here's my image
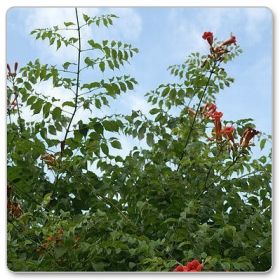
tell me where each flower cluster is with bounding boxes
[7,201,22,218]
[240,127,259,148]
[202,32,237,63]
[202,103,234,143]
[37,228,64,253]
[202,103,259,148]
[7,62,18,78]
[173,260,203,272]
[7,183,22,219]
[41,153,57,168]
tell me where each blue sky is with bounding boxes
[7,7,272,155]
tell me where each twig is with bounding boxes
[63,8,82,145]
[176,60,218,171]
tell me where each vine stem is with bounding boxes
[176,60,218,171]
[203,141,228,189]
[63,8,81,144]
[196,154,241,199]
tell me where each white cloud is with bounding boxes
[244,8,272,44]
[24,8,99,63]
[23,7,142,64]
[125,93,151,114]
[106,8,142,41]
[166,8,271,60]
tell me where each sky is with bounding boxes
[6,7,272,156]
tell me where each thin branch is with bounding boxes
[176,60,218,171]
[57,28,78,31]
[203,141,228,189]
[57,69,78,75]
[63,8,82,145]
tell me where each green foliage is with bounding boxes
[7,9,271,272]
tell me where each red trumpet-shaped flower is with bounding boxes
[221,125,235,143]
[240,127,259,148]
[202,103,217,118]
[202,31,214,46]
[14,62,18,73]
[173,260,203,272]
[7,63,11,74]
[222,34,237,46]
[211,111,223,141]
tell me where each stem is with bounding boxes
[11,78,24,134]
[197,155,240,199]
[203,141,227,189]
[63,8,82,145]
[176,61,218,171]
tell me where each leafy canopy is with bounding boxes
[7,10,271,272]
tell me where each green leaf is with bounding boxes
[138,125,146,140]
[62,101,75,108]
[146,133,154,146]
[55,247,67,258]
[83,14,90,23]
[162,87,170,97]
[52,107,62,120]
[43,102,52,118]
[56,40,62,50]
[26,96,37,106]
[93,122,104,135]
[62,62,72,70]
[149,108,160,115]
[99,61,105,72]
[64,22,75,27]
[101,143,109,155]
[111,140,122,149]
[48,125,57,135]
[24,81,32,91]
[103,120,119,132]
[42,192,52,206]
[95,99,102,109]
[31,99,43,114]
[88,40,102,50]
[260,139,266,150]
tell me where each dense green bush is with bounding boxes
[7,9,271,272]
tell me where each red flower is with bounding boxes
[185,260,204,271]
[14,62,18,73]
[7,63,11,74]
[222,34,237,46]
[202,103,217,118]
[240,127,259,148]
[222,125,235,143]
[173,260,203,272]
[211,111,223,141]
[173,265,186,272]
[202,32,214,46]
